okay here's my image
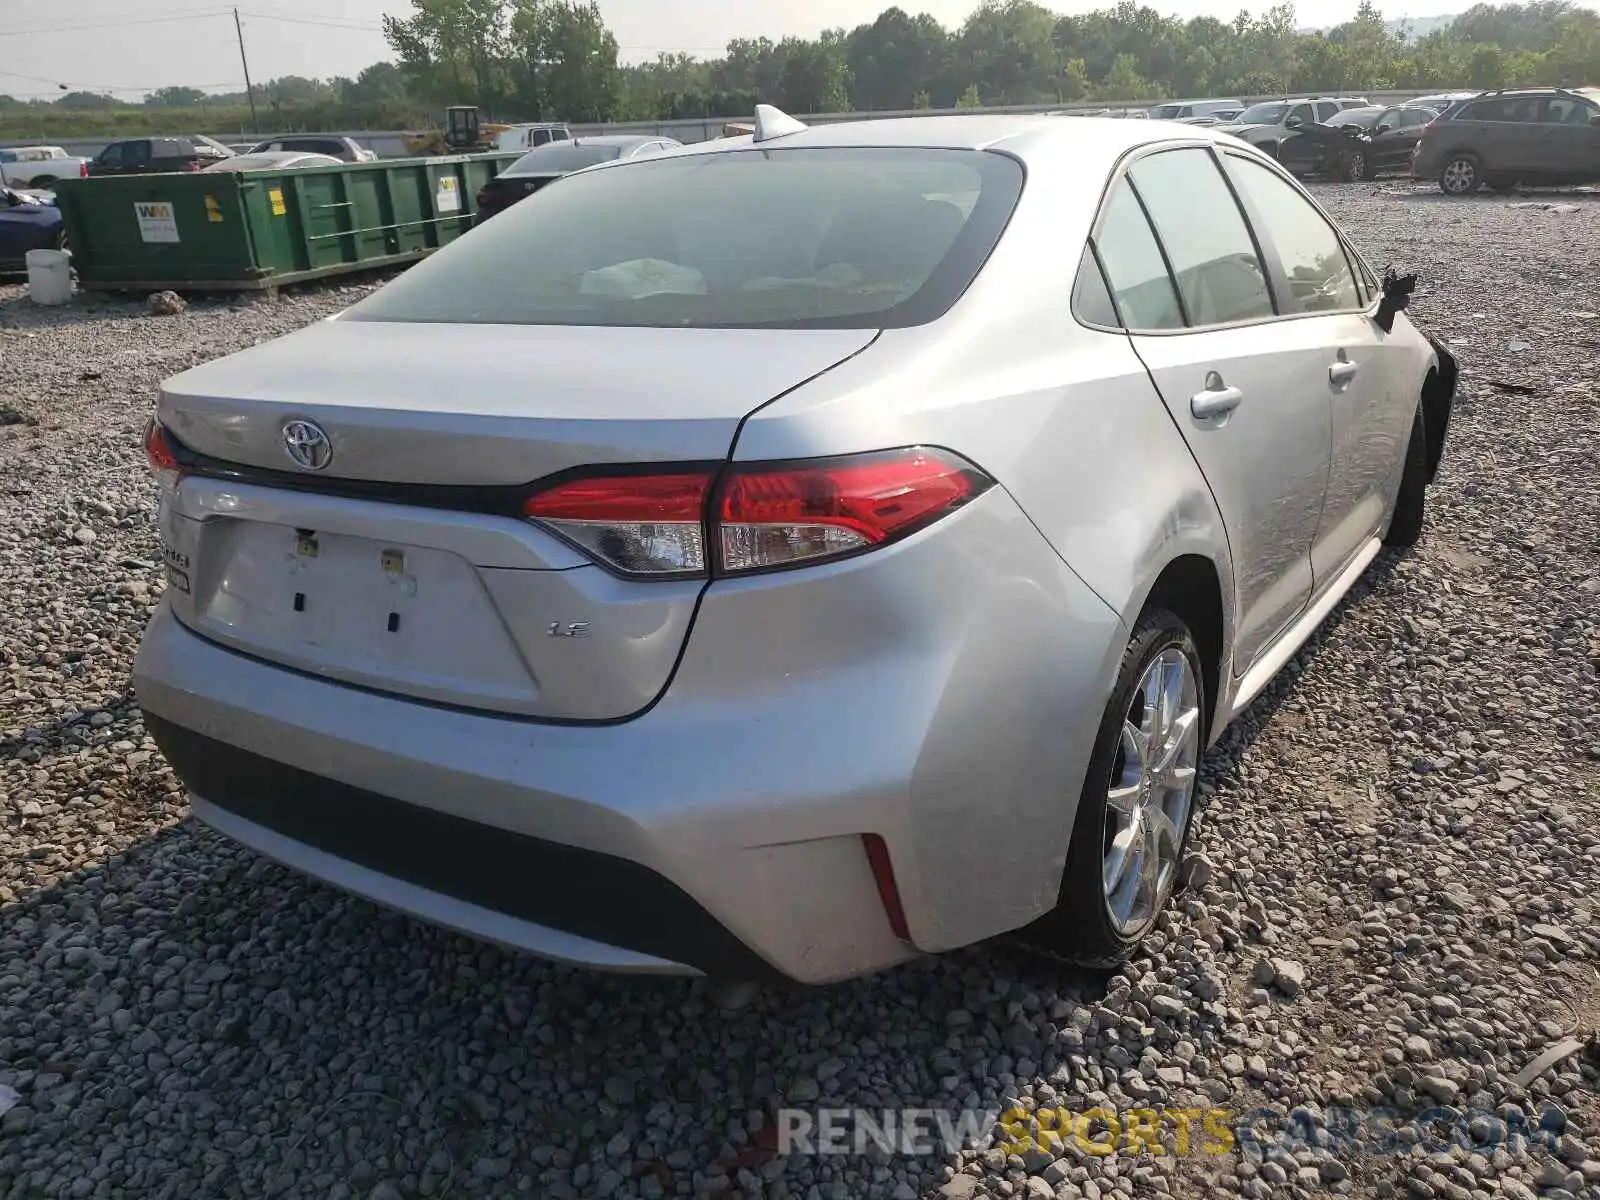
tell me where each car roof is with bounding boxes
[569,134,669,146]
[644,115,1246,172]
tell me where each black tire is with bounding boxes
[1345,151,1369,182]
[1023,609,1206,967]
[1385,405,1429,548]
[1439,153,1482,195]
[27,175,58,188]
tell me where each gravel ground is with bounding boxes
[1,186,1598,1200]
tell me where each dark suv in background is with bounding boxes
[1412,87,1600,194]
[88,137,229,176]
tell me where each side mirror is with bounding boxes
[1374,268,1417,334]
[1376,122,1395,134]
[1285,117,1303,129]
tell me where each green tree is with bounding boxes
[144,86,205,107]
[775,33,850,112]
[1096,52,1149,99]
[955,82,983,107]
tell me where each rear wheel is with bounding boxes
[27,174,58,188]
[1439,154,1481,195]
[1025,609,1204,966]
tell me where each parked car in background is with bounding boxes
[1223,98,1362,175]
[202,152,344,173]
[473,135,681,222]
[491,123,573,153]
[1148,98,1243,122]
[1412,87,1600,194]
[1339,105,1441,180]
[191,135,236,161]
[0,187,64,272]
[0,146,91,188]
[1179,108,1242,126]
[246,135,376,163]
[89,137,214,176]
[1413,92,1478,116]
[135,111,1454,984]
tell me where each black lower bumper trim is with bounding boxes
[145,714,789,984]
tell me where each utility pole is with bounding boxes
[234,7,260,134]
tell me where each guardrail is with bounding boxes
[4,90,1464,158]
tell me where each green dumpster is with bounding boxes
[53,153,521,292]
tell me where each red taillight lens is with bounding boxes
[718,448,986,573]
[79,162,89,178]
[144,419,183,494]
[144,419,179,472]
[521,472,712,576]
[518,448,991,579]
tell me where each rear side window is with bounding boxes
[1071,244,1120,328]
[1127,148,1275,327]
[1089,181,1183,330]
[1223,156,1359,315]
[1544,97,1597,125]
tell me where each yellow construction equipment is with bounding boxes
[402,106,510,156]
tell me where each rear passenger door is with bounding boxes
[1092,146,1333,673]
[1221,150,1410,585]
[1534,95,1600,179]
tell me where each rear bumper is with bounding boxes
[134,486,1125,983]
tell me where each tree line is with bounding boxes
[3,0,1598,140]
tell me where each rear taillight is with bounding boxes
[79,162,89,178]
[717,448,985,572]
[184,159,201,172]
[521,472,711,576]
[475,188,491,208]
[519,447,991,579]
[143,420,182,491]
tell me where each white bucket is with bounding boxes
[25,248,72,306]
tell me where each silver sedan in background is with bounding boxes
[133,110,1454,984]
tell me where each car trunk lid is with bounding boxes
[156,319,876,719]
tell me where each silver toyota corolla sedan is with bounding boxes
[133,109,1455,984]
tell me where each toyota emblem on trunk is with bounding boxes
[282,420,333,471]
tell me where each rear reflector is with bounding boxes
[862,834,912,942]
[519,448,991,579]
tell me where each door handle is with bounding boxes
[1190,380,1243,420]
[1329,360,1360,385]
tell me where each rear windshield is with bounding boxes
[1150,105,1183,119]
[507,143,626,174]
[349,147,1024,330]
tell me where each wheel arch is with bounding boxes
[1139,555,1227,743]
[1420,340,1457,483]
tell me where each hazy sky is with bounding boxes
[3,0,1590,99]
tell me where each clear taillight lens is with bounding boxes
[519,448,991,580]
[521,472,711,577]
[718,448,989,573]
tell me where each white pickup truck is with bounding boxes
[0,146,92,188]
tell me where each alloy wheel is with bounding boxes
[1101,647,1200,935]
[1442,157,1477,195]
[1346,153,1368,182]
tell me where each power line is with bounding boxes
[0,10,234,37]
[239,11,384,32]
